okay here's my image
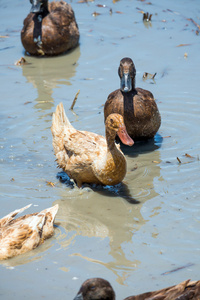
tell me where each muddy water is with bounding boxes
[0,0,200,299]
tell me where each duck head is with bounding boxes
[105,113,134,146]
[30,0,48,13]
[118,57,136,92]
[73,278,116,300]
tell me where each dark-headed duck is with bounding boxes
[104,58,161,141]
[21,0,79,56]
[73,277,200,300]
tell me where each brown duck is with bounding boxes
[73,277,200,300]
[51,103,133,188]
[104,58,161,140]
[0,204,58,260]
[21,0,79,56]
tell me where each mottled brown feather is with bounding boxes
[0,204,58,260]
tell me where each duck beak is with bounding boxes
[117,126,134,146]
[120,72,132,92]
[73,294,83,300]
[30,0,41,13]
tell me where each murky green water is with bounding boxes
[0,0,200,299]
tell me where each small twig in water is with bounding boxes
[161,263,194,275]
[70,90,80,110]
[188,18,200,31]
[185,153,194,158]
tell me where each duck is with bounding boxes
[104,57,161,141]
[0,203,58,260]
[51,102,134,188]
[21,0,80,56]
[73,277,200,300]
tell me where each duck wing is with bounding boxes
[52,102,106,167]
[0,213,46,260]
[63,129,105,157]
[0,204,32,229]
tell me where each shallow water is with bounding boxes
[0,0,200,299]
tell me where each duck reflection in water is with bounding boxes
[21,46,80,111]
[53,186,148,285]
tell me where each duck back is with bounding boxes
[21,1,79,56]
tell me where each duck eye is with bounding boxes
[90,286,96,291]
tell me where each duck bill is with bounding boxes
[30,0,42,13]
[117,126,134,146]
[120,72,132,92]
[73,294,83,300]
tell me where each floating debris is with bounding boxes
[176,43,191,47]
[177,157,182,163]
[96,4,107,8]
[165,8,180,15]
[161,263,194,275]
[131,164,138,171]
[46,181,55,187]
[184,153,194,158]
[92,11,101,17]
[184,52,188,59]
[14,57,28,66]
[143,72,157,80]
[187,18,200,32]
[143,12,152,21]
[70,90,80,110]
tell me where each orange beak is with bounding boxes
[117,126,134,146]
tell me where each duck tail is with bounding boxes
[52,102,73,132]
[29,213,46,232]
[39,204,59,240]
[40,204,59,223]
[51,102,73,156]
[0,204,32,228]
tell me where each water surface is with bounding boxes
[0,0,200,299]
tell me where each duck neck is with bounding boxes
[36,0,49,17]
[131,76,136,90]
[105,129,116,151]
[40,0,49,16]
[93,128,126,185]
